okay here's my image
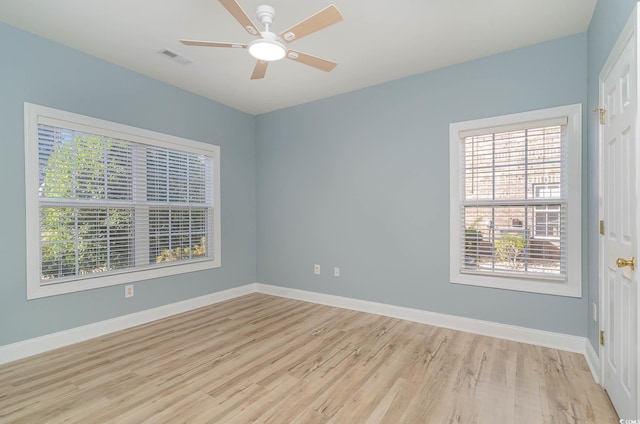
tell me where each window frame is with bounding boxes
[449,104,582,297]
[25,103,221,299]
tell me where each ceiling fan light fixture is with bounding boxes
[248,38,287,61]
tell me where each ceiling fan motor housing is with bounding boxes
[256,5,276,27]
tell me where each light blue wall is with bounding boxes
[586,0,638,350]
[3,5,625,347]
[256,34,589,336]
[0,22,256,346]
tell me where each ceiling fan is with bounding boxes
[180,0,343,79]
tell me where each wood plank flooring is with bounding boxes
[0,293,619,423]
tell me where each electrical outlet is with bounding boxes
[333,267,340,277]
[314,264,320,275]
[125,284,134,298]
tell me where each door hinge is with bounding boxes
[600,220,605,235]
[593,107,606,125]
[600,330,605,346]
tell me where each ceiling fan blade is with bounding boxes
[251,61,268,79]
[219,0,261,36]
[287,50,337,72]
[180,40,247,48]
[279,5,343,44]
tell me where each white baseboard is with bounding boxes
[0,284,256,365]
[1,281,600,383]
[584,338,602,385]
[255,283,591,355]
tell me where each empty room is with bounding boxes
[0,0,638,422]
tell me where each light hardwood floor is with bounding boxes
[0,293,619,423]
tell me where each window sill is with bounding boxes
[450,270,581,297]
[27,258,220,300]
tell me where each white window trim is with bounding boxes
[449,104,582,297]
[24,103,221,299]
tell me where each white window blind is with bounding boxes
[449,104,581,297]
[25,103,221,299]
[461,124,566,279]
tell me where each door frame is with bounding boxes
[598,4,640,416]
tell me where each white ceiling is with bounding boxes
[0,0,597,115]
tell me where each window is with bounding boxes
[25,103,221,299]
[449,104,581,297]
[533,184,560,239]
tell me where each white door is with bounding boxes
[600,7,639,420]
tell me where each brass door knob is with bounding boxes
[616,256,635,270]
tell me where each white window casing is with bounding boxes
[25,103,221,299]
[449,104,582,297]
